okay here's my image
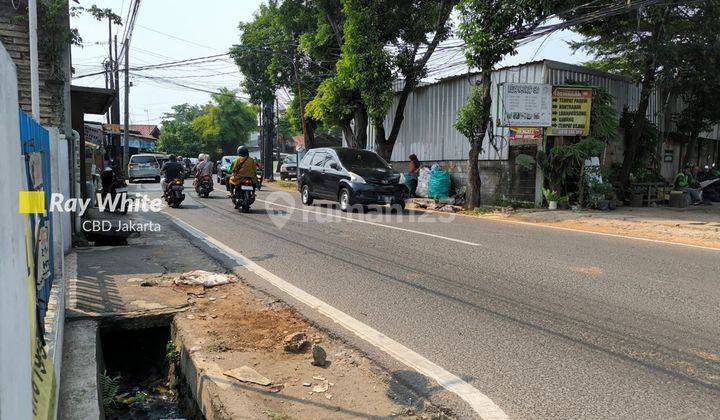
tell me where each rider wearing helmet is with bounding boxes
[228,146,257,194]
[194,153,214,185]
[161,154,185,195]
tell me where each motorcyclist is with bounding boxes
[228,146,257,196]
[161,154,185,195]
[194,153,214,188]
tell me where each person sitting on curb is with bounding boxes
[674,165,702,204]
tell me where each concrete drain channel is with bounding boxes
[98,320,202,419]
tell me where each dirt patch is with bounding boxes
[172,281,444,419]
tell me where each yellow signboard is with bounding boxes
[547,87,592,137]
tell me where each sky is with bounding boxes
[71,1,592,125]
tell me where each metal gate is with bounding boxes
[19,110,54,329]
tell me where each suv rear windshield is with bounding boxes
[130,156,157,164]
[336,149,389,169]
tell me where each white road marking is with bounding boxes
[168,214,507,419]
[256,198,481,247]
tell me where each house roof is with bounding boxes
[128,124,159,138]
[71,85,115,115]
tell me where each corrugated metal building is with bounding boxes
[367,59,720,203]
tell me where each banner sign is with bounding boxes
[508,127,542,145]
[499,83,552,127]
[547,87,593,136]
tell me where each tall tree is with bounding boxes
[664,2,720,166]
[566,1,700,188]
[192,89,258,156]
[455,0,552,209]
[338,0,456,160]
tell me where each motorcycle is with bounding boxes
[231,176,256,213]
[165,178,186,208]
[255,162,263,190]
[194,174,213,198]
[100,165,128,214]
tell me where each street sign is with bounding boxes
[547,87,593,136]
[499,83,552,127]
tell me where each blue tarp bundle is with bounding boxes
[427,168,451,199]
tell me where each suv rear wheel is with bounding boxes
[301,184,314,205]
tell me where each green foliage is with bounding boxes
[537,137,605,195]
[100,370,121,409]
[566,82,619,145]
[457,0,551,70]
[619,110,660,173]
[542,188,559,202]
[165,341,180,364]
[496,196,536,208]
[454,84,487,146]
[157,91,257,158]
[515,153,536,170]
[133,391,148,403]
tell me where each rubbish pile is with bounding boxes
[174,270,238,287]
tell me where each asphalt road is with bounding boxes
[134,180,720,418]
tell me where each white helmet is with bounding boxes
[198,153,205,161]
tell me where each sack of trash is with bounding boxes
[427,167,451,199]
[174,270,238,287]
[416,167,431,197]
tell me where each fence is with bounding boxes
[19,110,55,330]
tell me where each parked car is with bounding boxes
[298,147,406,211]
[127,153,162,183]
[216,155,238,185]
[279,155,298,180]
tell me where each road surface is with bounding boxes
[133,180,720,418]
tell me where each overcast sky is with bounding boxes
[71,0,592,125]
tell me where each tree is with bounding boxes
[157,91,257,158]
[338,0,455,160]
[566,2,703,189]
[665,2,720,166]
[156,104,204,157]
[455,0,552,208]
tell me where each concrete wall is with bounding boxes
[0,41,33,420]
[0,1,72,132]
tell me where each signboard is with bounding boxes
[499,83,552,127]
[103,123,122,134]
[547,87,593,136]
[508,127,542,145]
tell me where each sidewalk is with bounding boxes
[481,205,720,249]
[64,211,440,419]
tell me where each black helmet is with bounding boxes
[237,146,249,157]
[168,154,176,162]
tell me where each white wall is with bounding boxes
[0,42,33,420]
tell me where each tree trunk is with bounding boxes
[343,104,369,149]
[354,103,368,149]
[375,121,392,161]
[466,139,482,209]
[681,129,700,167]
[465,70,493,209]
[306,119,316,149]
[619,65,656,188]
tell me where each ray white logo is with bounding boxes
[46,193,163,216]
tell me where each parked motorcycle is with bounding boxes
[195,174,213,198]
[255,162,263,190]
[231,176,256,213]
[100,164,128,214]
[165,178,186,208]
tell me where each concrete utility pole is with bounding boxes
[276,98,281,166]
[112,35,121,159]
[123,39,130,168]
[28,0,40,120]
[263,101,274,180]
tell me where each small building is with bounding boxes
[368,59,720,204]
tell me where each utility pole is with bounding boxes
[28,0,40,120]
[263,101,274,180]
[276,98,281,166]
[123,38,130,168]
[111,35,121,160]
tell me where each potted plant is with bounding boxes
[558,196,570,210]
[543,188,560,210]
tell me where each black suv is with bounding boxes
[298,147,407,211]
